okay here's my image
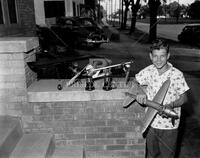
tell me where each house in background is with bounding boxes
[0,0,36,37]
[0,0,88,37]
[34,0,85,26]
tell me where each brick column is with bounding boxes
[0,37,38,116]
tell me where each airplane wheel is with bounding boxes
[57,84,62,90]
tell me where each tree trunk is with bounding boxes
[129,0,140,34]
[148,0,161,42]
[121,0,124,29]
[149,8,157,42]
[130,12,137,33]
[123,5,129,29]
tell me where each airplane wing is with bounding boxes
[122,79,171,135]
[141,79,171,134]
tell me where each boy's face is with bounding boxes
[150,48,170,70]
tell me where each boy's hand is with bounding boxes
[163,102,174,109]
[158,103,174,118]
[136,94,147,105]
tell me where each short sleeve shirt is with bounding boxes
[135,63,189,129]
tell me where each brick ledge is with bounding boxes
[27,79,129,102]
[0,37,39,53]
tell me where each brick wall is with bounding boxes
[17,0,36,36]
[0,52,27,115]
[24,49,37,88]
[0,37,38,116]
[22,100,145,158]
[0,0,36,37]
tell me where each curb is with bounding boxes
[171,47,200,57]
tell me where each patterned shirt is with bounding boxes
[135,63,189,129]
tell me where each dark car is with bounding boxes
[178,24,200,46]
[36,24,76,59]
[51,16,109,48]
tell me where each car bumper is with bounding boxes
[85,38,109,44]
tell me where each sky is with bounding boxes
[166,0,195,5]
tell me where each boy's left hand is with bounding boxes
[163,102,174,109]
[158,103,174,118]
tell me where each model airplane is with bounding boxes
[57,60,134,90]
[123,79,178,134]
[85,60,133,79]
[124,92,178,118]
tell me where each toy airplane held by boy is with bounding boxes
[57,60,134,90]
[123,79,178,134]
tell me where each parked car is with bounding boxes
[178,24,200,46]
[36,25,76,59]
[51,16,109,48]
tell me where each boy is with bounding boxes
[135,39,189,158]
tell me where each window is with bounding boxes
[7,0,17,24]
[44,1,65,18]
[0,0,4,24]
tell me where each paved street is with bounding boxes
[79,28,200,158]
[136,22,186,42]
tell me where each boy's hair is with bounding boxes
[150,39,169,53]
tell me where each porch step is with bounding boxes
[10,133,55,158]
[52,146,83,158]
[0,116,23,158]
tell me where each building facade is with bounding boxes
[34,0,85,26]
[0,0,36,37]
[0,0,87,36]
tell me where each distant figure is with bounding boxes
[135,39,189,158]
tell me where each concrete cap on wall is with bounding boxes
[0,37,39,53]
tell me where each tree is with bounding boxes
[121,0,131,29]
[180,4,190,18]
[138,5,149,19]
[168,1,179,17]
[148,0,163,42]
[188,1,200,19]
[157,5,165,17]
[129,0,141,34]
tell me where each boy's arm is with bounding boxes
[165,92,188,109]
[134,80,148,105]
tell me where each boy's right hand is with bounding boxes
[136,94,147,105]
